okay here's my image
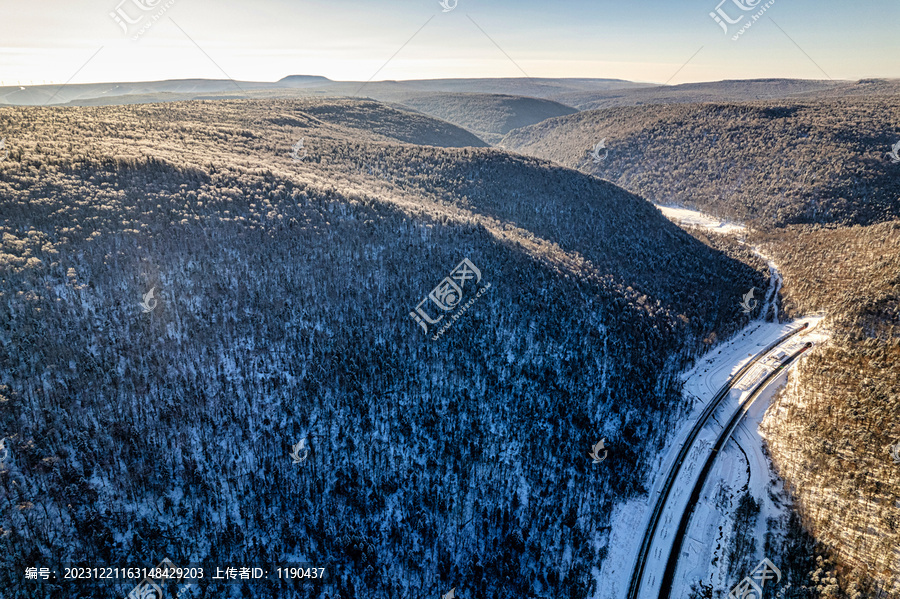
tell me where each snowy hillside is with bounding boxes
[0,98,765,599]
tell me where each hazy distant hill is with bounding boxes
[341,76,649,101]
[277,74,333,87]
[393,92,577,144]
[8,75,890,115]
[0,97,763,599]
[501,96,900,228]
[0,76,647,107]
[0,78,287,106]
[558,78,843,110]
[528,78,900,111]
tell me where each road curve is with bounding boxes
[626,323,809,599]
[657,342,812,599]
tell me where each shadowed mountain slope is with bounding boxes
[0,97,764,599]
[393,93,577,144]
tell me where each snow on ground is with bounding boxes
[599,317,818,599]
[673,368,791,595]
[629,317,822,599]
[752,246,783,322]
[655,205,746,235]
[598,202,825,599]
[670,319,827,596]
[594,497,647,599]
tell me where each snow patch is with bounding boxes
[594,496,648,599]
[656,205,746,235]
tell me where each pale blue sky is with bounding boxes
[1,0,898,85]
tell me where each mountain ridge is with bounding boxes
[500,96,900,228]
[0,97,766,599]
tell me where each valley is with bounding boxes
[1,73,898,599]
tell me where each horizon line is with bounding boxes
[0,74,872,91]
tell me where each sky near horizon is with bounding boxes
[1,0,898,86]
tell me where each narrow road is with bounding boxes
[626,323,810,599]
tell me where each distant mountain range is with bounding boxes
[7,75,899,153]
[0,75,644,108]
[10,75,900,108]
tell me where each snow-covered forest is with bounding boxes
[0,98,765,598]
